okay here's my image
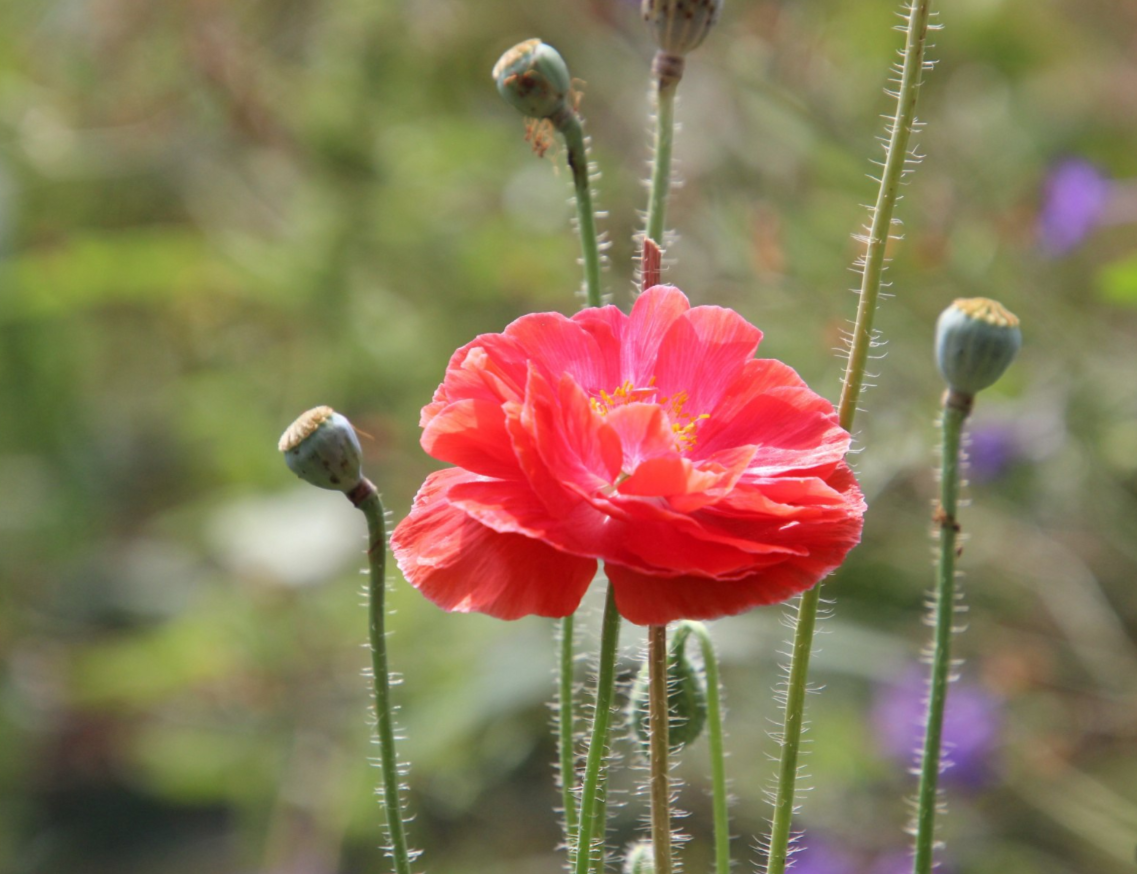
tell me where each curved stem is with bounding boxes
[574,582,622,874]
[356,484,415,874]
[645,75,677,249]
[684,621,730,874]
[558,113,604,308]
[913,395,968,874]
[648,625,674,874]
[559,615,580,844]
[765,2,933,871]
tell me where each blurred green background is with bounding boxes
[2,0,1136,872]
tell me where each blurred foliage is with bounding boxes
[1,0,1136,872]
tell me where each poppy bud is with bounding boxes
[642,0,723,57]
[492,39,572,122]
[629,624,708,754]
[624,842,655,874]
[935,298,1022,397]
[279,406,363,493]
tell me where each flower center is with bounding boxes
[589,377,709,452]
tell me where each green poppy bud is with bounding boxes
[492,39,572,122]
[624,842,655,874]
[935,298,1022,397]
[279,406,363,493]
[642,0,723,57]
[629,625,708,754]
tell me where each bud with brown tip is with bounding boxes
[492,39,573,124]
[279,406,364,493]
[935,298,1022,399]
[642,0,723,58]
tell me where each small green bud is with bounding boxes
[935,298,1022,397]
[642,0,723,57]
[492,39,572,122]
[629,625,708,754]
[624,842,655,874]
[279,406,363,493]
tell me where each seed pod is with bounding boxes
[492,39,572,122]
[642,0,723,57]
[629,625,708,754]
[279,406,363,493]
[935,298,1022,397]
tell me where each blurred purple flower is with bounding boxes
[871,850,956,874]
[966,421,1019,483]
[1038,158,1112,254]
[786,837,858,874]
[873,669,1001,788]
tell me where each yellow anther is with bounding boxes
[590,378,710,452]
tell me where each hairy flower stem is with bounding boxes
[559,615,580,843]
[913,392,969,874]
[354,481,415,874]
[556,106,607,854]
[765,4,934,872]
[556,110,604,308]
[573,582,622,874]
[648,625,674,874]
[763,586,821,874]
[684,621,730,874]
[837,0,933,428]
[645,53,683,251]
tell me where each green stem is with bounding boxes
[684,621,730,874]
[558,112,603,308]
[764,586,822,874]
[913,394,969,874]
[574,582,622,874]
[765,3,932,871]
[559,615,579,843]
[587,786,608,874]
[645,65,678,248]
[355,483,415,874]
[837,0,933,427]
[648,625,674,874]
[554,109,603,866]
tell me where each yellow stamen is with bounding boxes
[590,378,709,452]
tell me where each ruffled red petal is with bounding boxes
[391,469,597,620]
[606,562,814,626]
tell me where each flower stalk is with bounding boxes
[912,392,967,874]
[492,39,603,307]
[279,409,417,874]
[764,2,934,872]
[574,583,623,874]
[913,299,1019,872]
[683,621,730,874]
[645,54,680,249]
[836,0,934,428]
[559,615,580,843]
[558,112,605,308]
[641,0,722,250]
[648,624,674,874]
[356,482,416,874]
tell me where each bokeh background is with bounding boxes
[2,0,1136,872]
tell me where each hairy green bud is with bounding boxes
[642,0,723,57]
[279,406,363,493]
[492,39,572,122]
[935,298,1021,398]
[629,624,708,754]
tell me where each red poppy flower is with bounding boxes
[391,286,865,626]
